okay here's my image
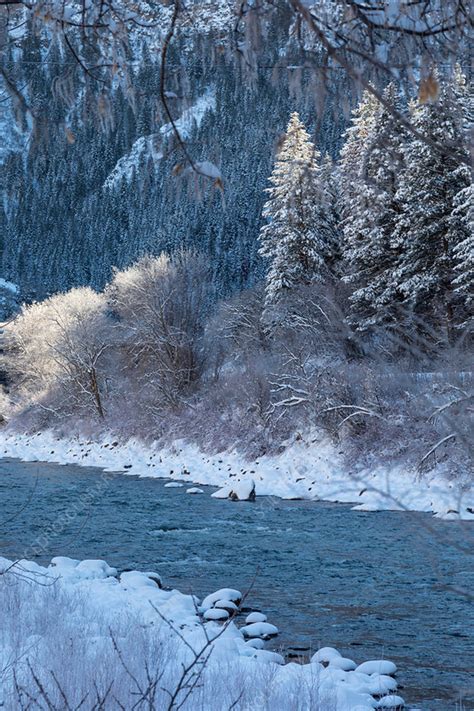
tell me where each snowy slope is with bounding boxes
[103,89,216,189]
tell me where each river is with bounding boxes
[0,458,473,710]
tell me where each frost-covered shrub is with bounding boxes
[106,251,211,411]
[2,288,113,420]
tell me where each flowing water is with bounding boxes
[1,458,473,710]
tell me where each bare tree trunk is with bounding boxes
[90,367,104,418]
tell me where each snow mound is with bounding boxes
[201,588,242,611]
[164,482,184,488]
[245,611,267,623]
[329,656,357,671]
[356,660,397,676]
[120,571,162,590]
[249,649,285,665]
[203,608,229,621]
[212,479,256,501]
[186,487,204,494]
[75,559,118,579]
[375,695,405,708]
[240,622,278,639]
[215,599,239,612]
[311,646,342,663]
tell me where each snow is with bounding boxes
[186,486,204,494]
[164,481,184,488]
[311,646,342,663]
[201,588,242,611]
[356,660,397,676]
[104,89,216,189]
[240,622,279,639]
[245,611,267,623]
[0,429,472,520]
[74,559,117,578]
[0,554,410,711]
[203,608,230,621]
[329,656,357,671]
[376,695,405,708]
[213,478,256,501]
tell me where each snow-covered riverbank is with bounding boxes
[1,429,473,520]
[0,555,408,710]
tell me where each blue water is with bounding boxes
[0,458,473,710]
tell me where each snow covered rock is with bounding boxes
[375,695,405,708]
[245,638,265,650]
[164,482,183,488]
[74,559,118,579]
[212,479,256,501]
[49,556,80,571]
[186,487,204,494]
[369,675,398,695]
[250,649,285,664]
[328,656,357,671]
[311,646,342,663]
[203,608,229,621]
[245,611,267,624]
[240,622,278,639]
[356,660,397,676]
[120,571,162,590]
[214,599,239,613]
[201,588,242,611]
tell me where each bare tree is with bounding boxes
[106,251,210,412]
[2,287,113,419]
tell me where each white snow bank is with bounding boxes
[0,555,410,710]
[0,429,472,520]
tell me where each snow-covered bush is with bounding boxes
[2,288,113,420]
[106,251,210,411]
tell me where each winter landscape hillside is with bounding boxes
[0,2,473,710]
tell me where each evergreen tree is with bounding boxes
[391,72,471,340]
[341,85,406,332]
[452,183,474,329]
[258,112,332,307]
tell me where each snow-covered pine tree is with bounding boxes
[341,84,406,332]
[258,112,332,309]
[452,183,473,330]
[391,70,471,341]
[338,89,380,225]
[318,153,342,275]
[451,68,473,332]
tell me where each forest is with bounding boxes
[2,66,472,480]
